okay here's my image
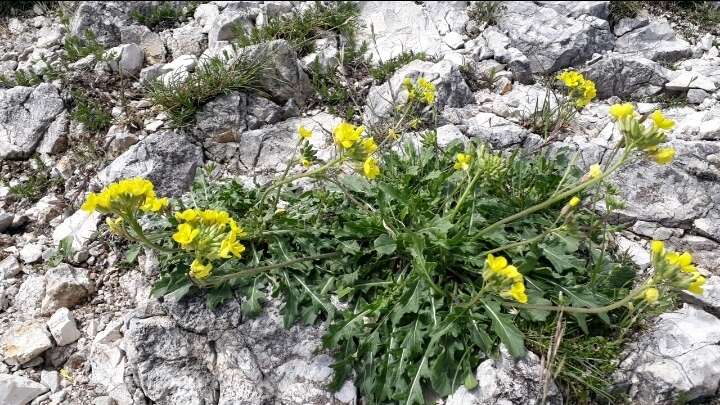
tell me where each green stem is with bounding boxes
[204,252,342,285]
[477,227,563,256]
[448,167,482,221]
[504,278,652,314]
[256,157,344,209]
[475,148,632,238]
[125,216,176,254]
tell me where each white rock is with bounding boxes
[436,124,468,147]
[0,322,54,366]
[698,118,720,140]
[616,235,651,269]
[52,210,101,251]
[40,264,94,315]
[19,243,43,264]
[444,32,465,50]
[666,71,717,92]
[120,25,166,65]
[47,308,81,346]
[105,44,144,77]
[0,255,21,279]
[40,370,61,393]
[0,374,49,405]
[13,274,46,316]
[194,3,220,33]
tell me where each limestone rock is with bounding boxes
[105,43,144,77]
[537,1,610,19]
[163,25,207,58]
[52,210,101,251]
[0,83,64,160]
[47,307,81,346]
[614,18,692,63]
[616,304,720,404]
[120,25,166,65]
[1,321,53,366]
[96,130,203,197]
[13,274,46,317]
[0,374,49,405]
[19,243,43,264]
[36,110,69,155]
[582,53,671,99]
[496,2,614,74]
[0,255,21,280]
[89,320,134,405]
[40,264,94,315]
[447,345,562,405]
[365,59,473,125]
[665,71,717,92]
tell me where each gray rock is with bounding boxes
[124,297,355,405]
[537,1,610,19]
[465,112,530,149]
[676,57,720,87]
[40,264,94,315]
[0,255,21,279]
[614,19,692,63]
[436,124,469,148]
[497,2,614,74]
[686,89,709,105]
[365,59,473,125]
[616,304,720,404]
[665,71,717,92]
[69,2,122,48]
[162,25,207,58]
[105,44,144,77]
[208,9,253,49]
[51,210,101,251]
[47,307,81,346]
[195,91,286,138]
[13,274,46,317]
[96,130,203,196]
[447,345,562,405]
[89,320,133,405]
[0,374,49,405]
[36,110,69,155]
[680,275,720,318]
[40,370,61,393]
[357,1,451,62]
[300,38,339,73]
[120,25,166,65]
[582,53,671,99]
[194,3,220,33]
[0,84,65,160]
[0,211,12,233]
[19,243,43,264]
[1,321,54,366]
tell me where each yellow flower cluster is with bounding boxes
[454,153,473,171]
[81,178,169,215]
[333,121,382,180]
[403,77,437,105]
[608,103,676,165]
[172,208,246,280]
[483,254,528,303]
[647,240,705,301]
[556,70,596,108]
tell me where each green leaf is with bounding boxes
[241,277,265,316]
[482,301,526,358]
[374,234,397,256]
[207,284,233,309]
[520,293,551,322]
[124,244,142,264]
[464,372,478,390]
[540,242,584,272]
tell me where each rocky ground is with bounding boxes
[1,1,720,404]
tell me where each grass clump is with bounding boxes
[233,2,360,57]
[70,91,113,132]
[9,156,63,202]
[468,1,506,26]
[0,1,56,17]
[63,30,106,63]
[370,51,432,82]
[147,54,266,127]
[130,2,197,32]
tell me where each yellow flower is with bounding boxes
[486,254,508,272]
[650,110,675,130]
[568,196,581,207]
[687,275,705,295]
[333,122,364,149]
[666,251,695,273]
[508,282,528,304]
[363,157,380,180]
[219,234,246,259]
[140,197,169,212]
[106,217,124,234]
[200,209,230,226]
[651,147,675,165]
[417,77,437,104]
[388,128,398,139]
[650,240,665,256]
[588,164,602,179]
[556,70,584,88]
[175,208,199,223]
[302,158,311,168]
[609,103,635,120]
[361,138,378,154]
[643,287,659,304]
[298,126,313,140]
[454,153,473,171]
[172,223,199,247]
[189,259,212,280]
[81,192,110,212]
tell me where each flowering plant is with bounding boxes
[84,75,697,403]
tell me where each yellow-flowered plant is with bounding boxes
[403,76,437,106]
[334,122,365,149]
[81,177,168,215]
[608,103,676,165]
[556,70,596,109]
[646,240,705,297]
[454,153,473,171]
[483,254,528,303]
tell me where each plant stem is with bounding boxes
[204,252,342,285]
[477,227,563,256]
[256,156,344,209]
[505,279,652,314]
[448,166,483,222]
[475,148,632,238]
[125,216,176,253]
